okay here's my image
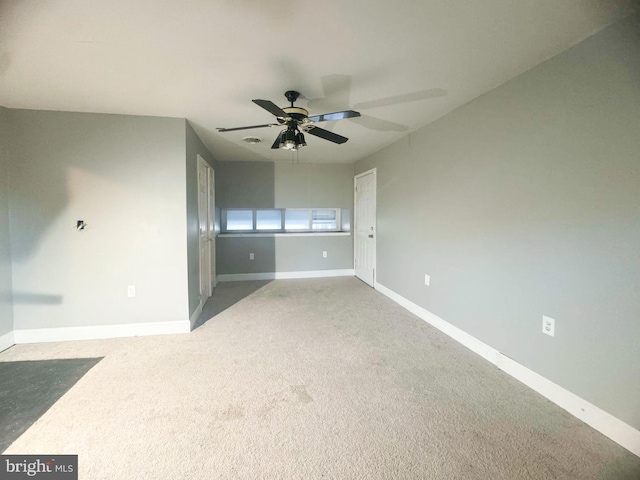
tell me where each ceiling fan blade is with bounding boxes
[252,99,288,118]
[306,126,348,144]
[217,123,278,133]
[349,115,408,132]
[308,110,361,123]
[353,88,447,110]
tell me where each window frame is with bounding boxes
[310,208,341,231]
[221,208,342,234]
[221,208,256,233]
[284,208,313,232]
[256,209,284,231]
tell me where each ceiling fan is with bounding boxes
[217,90,361,151]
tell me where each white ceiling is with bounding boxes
[0,0,635,164]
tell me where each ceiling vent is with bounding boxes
[242,136,263,144]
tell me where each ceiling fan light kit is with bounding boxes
[295,131,307,148]
[280,129,297,150]
[218,90,361,151]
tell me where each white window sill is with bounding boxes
[218,232,351,238]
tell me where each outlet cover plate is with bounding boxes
[542,315,555,337]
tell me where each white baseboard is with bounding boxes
[218,269,355,282]
[374,281,640,458]
[276,269,354,279]
[0,330,15,353]
[375,282,500,364]
[13,320,191,344]
[495,354,640,457]
[218,272,275,282]
[189,301,203,329]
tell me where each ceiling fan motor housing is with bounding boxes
[282,107,309,122]
[282,91,308,124]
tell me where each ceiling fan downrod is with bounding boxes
[284,90,300,107]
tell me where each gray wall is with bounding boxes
[186,121,217,317]
[216,161,274,209]
[8,109,189,329]
[0,107,13,336]
[216,161,354,275]
[215,161,276,275]
[274,163,353,272]
[274,163,353,208]
[355,15,640,430]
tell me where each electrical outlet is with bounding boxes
[249,253,254,260]
[542,316,555,337]
[127,285,136,298]
[424,274,430,286]
[323,251,328,258]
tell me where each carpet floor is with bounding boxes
[1,277,638,479]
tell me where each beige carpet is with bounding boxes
[2,277,639,479]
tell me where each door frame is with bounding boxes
[354,167,377,287]
[197,155,213,303]
[208,166,216,289]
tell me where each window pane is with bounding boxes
[226,210,253,230]
[285,209,310,230]
[312,209,338,230]
[256,210,282,230]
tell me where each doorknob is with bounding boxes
[368,234,374,238]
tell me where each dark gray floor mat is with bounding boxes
[0,357,102,452]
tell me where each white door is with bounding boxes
[208,167,216,289]
[197,156,212,304]
[354,169,376,287]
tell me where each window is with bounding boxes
[312,209,338,230]
[284,209,311,230]
[225,209,253,231]
[256,210,282,230]
[221,208,344,234]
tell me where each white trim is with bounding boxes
[0,330,15,353]
[218,232,351,238]
[189,301,204,330]
[13,321,191,344]
[218,269,355,282]
[374,280,640,458]
[197,155,213,300]
[495,354,640,457]
[218,272,275,282]
[209,166,217,290]
[354,167,378,180]
[354,168,377,286]
[374,282,500,363]
[275,269,354,280]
